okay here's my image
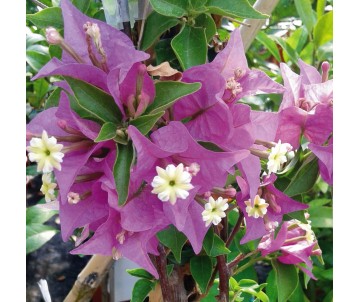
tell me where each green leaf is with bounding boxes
[255,32,282,63]
[203,228,230,257]
[284,156,319,196]
[294,0,317,33]
[284,210,307,224]
[308,206,332,228]
[26,32,45,48]
[94,122,118,142]
[190,255,213,293]
[45,87,61,109]
[26,50,51,72]
[26,165,39,176]
[126,268,154,280]
[49,44,62,59]
[286,27,309,54]
[313,11,333,48]
[316,0,326,19]
[131,279,154,302]
[149,0,188,17]
[64,77,122,125]
[171,25,207,70]
[26,7,63,28]
[205,0,268,19]
[129,111,165,135]
[33,78,50,107]
[140,11,179,50]
[145,81,201,114]
[299,42,314,65]
[195,13,217,42]
[265,270,277,302]
[166,264,174,276]
[273,36,300,66]
[271,260,298,302]
[289,280,310,302]
[72,0,90,13]
[26,224,58,254]
[113,143,134,206]
[308,198,331,208]
[26,206,58,225]
[157,225,187,263]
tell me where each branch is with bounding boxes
[215,226,229,302]
[239,0,281,51]
[31,0,48,9]
[225,211,244,248]
[64,255,114,302]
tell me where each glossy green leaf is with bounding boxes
[131,279,154,302]
[149,0,188,17]
[129,111,165,135]
[271,260,298,302]
[265,269,277,302]
[195,13,217,42]
[113,143,134,206]
[145,81,201,114]
[188,0,207,11]
[299,42,314,65]
[294,0,316,33]
[26,50,51,72]
[314,11,333,48]
[72,0,90,13]
[316,0,326,19]
[203,228,230,257]
[308,206,332,228]
[49,44,62,59]
[287,27,309,54]
[284,156,319,196]
[64,77,122,125]
[205,0,268,19]
[140,11,179,50]
[309,198,331,208]
[94,122,118,142]
[154,38,179,67]
[157,225,187,263]
[273,36,300,66]
[26,7,63,28]
[255,32,282,63]
[45,87,61,109]
[190,255,212,293]
[126,268,154,280]
[26,224,58,254]
[26,206,58,225]
[289,280,310,302]
[171,25,207,70]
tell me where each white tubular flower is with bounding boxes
[267,140,293,174]
[151,163,194,205]
[40,173,57,202]
[245,195,269,218]
[27,130,64,173]
[202,196,229,227]
[37,279,52,302]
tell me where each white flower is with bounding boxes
[67,192,81,205]
[37,279,52,302]
[27,130,64,173]
[151,163,194,205]
[40,173,57,202]
[202,196,229,227]
[245,195,269,218]
[267,140,293,174]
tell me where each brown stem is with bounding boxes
[154,245,173,302]
[227,250,259,271]
[225,212,244,248]
[215,227,229,302]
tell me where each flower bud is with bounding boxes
[45,27,63,45]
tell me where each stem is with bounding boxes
[232,256,263,276]
[154,245,173,302]
[137,0,150,49]
[239,0,281,52]
[228,250,259,271]
[225,212,244,248]
[223,16,250,27]
[215,226,229,302]
[31,0,48,9]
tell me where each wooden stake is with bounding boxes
[64,255,114,302]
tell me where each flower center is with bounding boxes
[169,180,175,186]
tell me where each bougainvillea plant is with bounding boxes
[26,0,333,301]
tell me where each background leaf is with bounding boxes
[313,11,333,48]
[190,255,212,293]
[131,279,154,302]
[26,7,63,28]
[157,225,187,263]
[171,25,207,70]
[271,260,299,302]
[26,224,58,254]
[149,0,188,17]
